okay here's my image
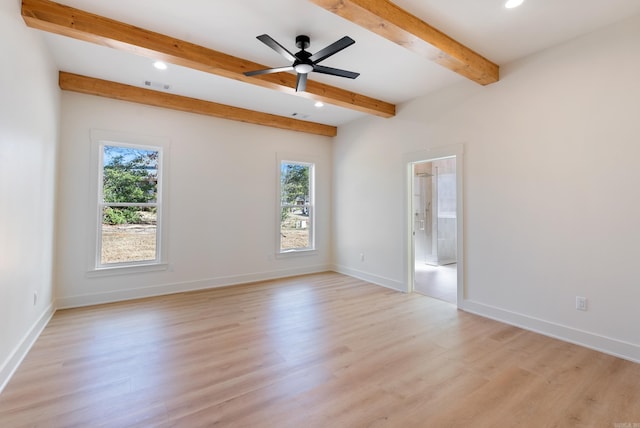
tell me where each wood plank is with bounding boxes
[59,72,337,137]
[308,0,499,85]
[1,272,639,427]
[21,0,395,118]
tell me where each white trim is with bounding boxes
[332,264,405,292]
[0,303,56,394]
[86,262,169,278]
[57,265,332,309]
[88,130,170,272]
[276,152,317,255]
[274,249,318,260]
[97,141,162,267]
[460,299,640,364]
[402,144,464,306]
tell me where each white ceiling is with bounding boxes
[38,0,640,127]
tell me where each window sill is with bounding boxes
[86,262,168,278]
[275,249,317,259]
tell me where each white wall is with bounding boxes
[333,14,640,361]
[56,92,332,307]
[0,0,60,390]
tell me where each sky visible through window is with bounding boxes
[104,145,158,173]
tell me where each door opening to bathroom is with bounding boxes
[412,158,457,303]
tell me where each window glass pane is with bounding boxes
[280,206,310,250]
[279,160,313,252]
[280,163,309,205]
[103,146,159,203]
[101,206,157,264]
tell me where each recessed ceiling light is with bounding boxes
[314,101,324,108]
[505,0,524,8]
[153,61,168,70]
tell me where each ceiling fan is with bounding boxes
[244,34,360,92]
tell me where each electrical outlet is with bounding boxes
[576,296,588,311]
[359,252,365,262]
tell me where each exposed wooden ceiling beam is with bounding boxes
[22,0,395,118]
[308,0,499,85]
[59,72,337,137]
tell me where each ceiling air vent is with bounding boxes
[144,80,171,90]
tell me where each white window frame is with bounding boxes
[88,130,169,275]
[277,154,316,256]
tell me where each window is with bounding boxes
[96,141,163,268]
[279,159,314,253]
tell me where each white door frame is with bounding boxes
[402,144,464,307]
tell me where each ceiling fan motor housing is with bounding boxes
[293,36,313,73]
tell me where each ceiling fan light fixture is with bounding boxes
[505,0,524,8]
[294,63,314,74]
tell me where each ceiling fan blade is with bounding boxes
[312,64,360,79]
[296,73,307,92]
[257,34,296,62]
[309,36,355,64]
[244,66,294,77]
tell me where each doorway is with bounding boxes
[404,146,463,306]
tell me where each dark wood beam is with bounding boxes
[59,72,337,137]
[308,0,499,85]
[22,0,395,118]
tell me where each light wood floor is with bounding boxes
[1,272,639,427]
[414,263,457,304]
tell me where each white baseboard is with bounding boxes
[0,303,56,394]
[461,299,640,364]
[57,264,332,309]
[332,264,405,292]
[332,267,639,363]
